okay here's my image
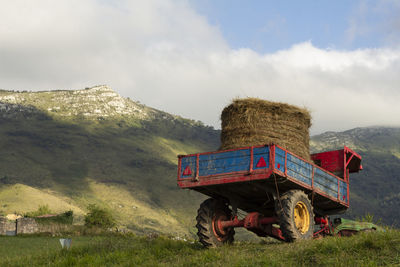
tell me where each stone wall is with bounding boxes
[0,217,72,235]
[16,218,39,234]
[0,217,17,235]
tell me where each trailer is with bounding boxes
[177,144,365,247]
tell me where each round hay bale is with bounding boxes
[220,98,311,159]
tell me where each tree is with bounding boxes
[84,204,115,229]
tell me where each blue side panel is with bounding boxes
[199,148,251,176]
[275,147,285,173]
[339,180,348,203]
[287,153,312,186]
[314,168,338,198]
[180,156,196,178]
[253,146,269,170]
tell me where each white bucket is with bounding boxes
[59,238,72,249]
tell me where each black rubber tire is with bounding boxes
[196,198,235,248]
[276,190,314,242]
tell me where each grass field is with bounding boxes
[1,230,399,266]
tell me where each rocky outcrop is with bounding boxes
[0,85,156,120]
[0,85,207,131]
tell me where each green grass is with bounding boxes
[0,230,399,266]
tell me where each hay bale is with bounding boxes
[220,98,311,159]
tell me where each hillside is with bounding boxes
[0,86,398,237]
[0,85,219,237]
[311,127,400,226]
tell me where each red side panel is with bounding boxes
[311,146,362,180]
[311,149,344,177]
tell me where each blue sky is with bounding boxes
[190,0,399,52]
[0,0,399,133]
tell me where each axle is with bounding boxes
[213,212,284,241]
[219,215,279,229]
[214,213,334,241]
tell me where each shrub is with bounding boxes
[25,204,52,217]
[84,204,115,229]
[35,210,74,225]
[359,212,383,225]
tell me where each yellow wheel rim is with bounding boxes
[294,201,310,234]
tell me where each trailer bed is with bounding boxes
[178,144,361,216]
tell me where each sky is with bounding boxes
[0,0,399,134]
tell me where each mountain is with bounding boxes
[311,127,400,226]
[0,85,219,237]
[0,86,398,237]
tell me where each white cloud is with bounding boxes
[0,0,399,134]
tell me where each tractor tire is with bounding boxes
[196,198,235,248]
[276,190,314,242]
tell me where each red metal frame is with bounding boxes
[219,214,278,229]
[215,212,285,241]
[311,146,362,181]
[213,213,337,241]
[313,217,332,237]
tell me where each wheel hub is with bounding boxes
[212,213,228,240]
[294,201,310,234]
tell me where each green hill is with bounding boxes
[311,127,400,226]
[0,86,398,237]
[0,85,218,237]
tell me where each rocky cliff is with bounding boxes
[0,85,153,119]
